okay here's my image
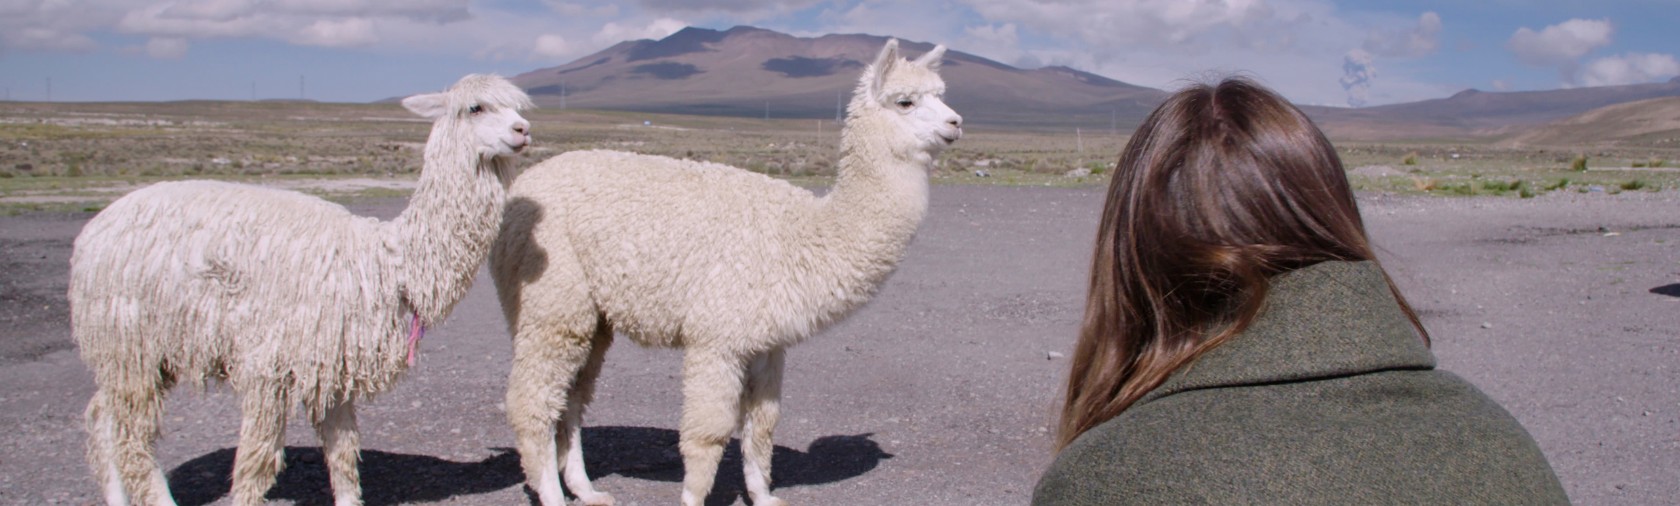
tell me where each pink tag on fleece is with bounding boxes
[407,313,425,366]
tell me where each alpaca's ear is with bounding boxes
[402,92,449,119]
[914,45,946,71]
[869,39,901,97]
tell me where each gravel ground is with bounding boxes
[1,184,1675,505]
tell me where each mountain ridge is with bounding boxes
[509,25,1680,139]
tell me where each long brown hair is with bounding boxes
[1055,77,1427,450]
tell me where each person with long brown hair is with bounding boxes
[1032,78,1567,504]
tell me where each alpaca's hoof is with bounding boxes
[579,491,615,506]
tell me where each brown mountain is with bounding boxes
[509,26,1680,137]
[509,26,1166,130]
[1304,77,1680,141]
[1499,95,1680,148]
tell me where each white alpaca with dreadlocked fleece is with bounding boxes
[492,39,960,506]
[70,74,532,506]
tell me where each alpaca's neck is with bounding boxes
[809,117,932,292]
[386,128,509,324]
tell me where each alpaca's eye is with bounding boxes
[468,104,485,114]
[895,98,914,109]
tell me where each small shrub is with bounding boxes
[1410,176,1436,191]
[1440,181,1478,196]
[1570,154,1588,171]
[1544,178,1570,191]
[1480,179,1521,193]
[1621,179,1649,191]
[1402,151,1420,166]
[1651,159,1667,168]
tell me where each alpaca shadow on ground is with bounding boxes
[167,447,523,506]
[551,426,892,506]
[1650,283,1680,298]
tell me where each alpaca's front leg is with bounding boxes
[742,348,788,506]
[507,334,596,506]
[315,400,362,506]
[678,349,749,506]
[231,386,291,506]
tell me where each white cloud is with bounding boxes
[946,0,1411,105]
[0,0,120,53]
[533,33,572,59]
[117,4,266,39]
[634,0,824,14]
[291,17,377,47]
[1578,53,1680,87]
[3,26,99,52]
[959,0,1276,51]
[1507,18,1613,67]
[146,36,189,58]
[152,0,255,22]
[1363,11,1440,58]
[265,0,470,22]
[592,17,687,46]
[959,23,1022,64]
[544,2,619,17]
[0,0,469,53]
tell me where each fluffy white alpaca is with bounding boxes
[492,39,960,506]
[69,74,532,506]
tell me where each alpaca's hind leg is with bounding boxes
[507,328,597,506]
[558,323,615,506]
[230,386,291,506]
[741,348,787,506]
[677,349,748,506]
[314,399,362,506]
[85,390,131,506]
[90,378,177,506]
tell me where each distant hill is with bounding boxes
[1498,96,1680,148]
[509,26,1166,130]
[509,25,1680,137]
[1304,77,1680,141]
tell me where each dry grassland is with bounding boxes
[3,100,1678,214]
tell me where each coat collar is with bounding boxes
[1138,261,1435,406]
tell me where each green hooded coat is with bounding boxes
[1034,261,1568,505]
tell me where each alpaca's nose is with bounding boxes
[513,121,530,136]
[948,115,963,129]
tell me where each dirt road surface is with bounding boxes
[2,185,1676,505]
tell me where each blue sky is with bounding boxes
[3,0,1676,107]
